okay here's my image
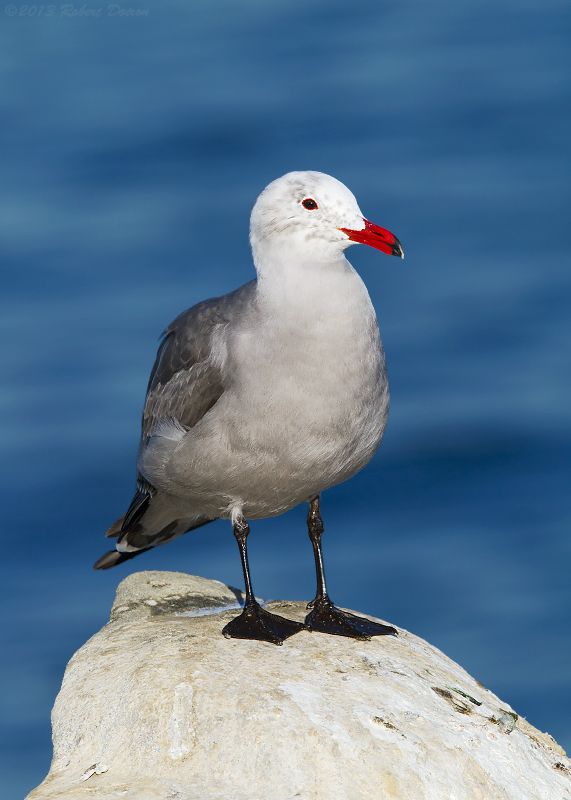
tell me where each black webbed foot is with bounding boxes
[305,599,397,640]
[223,601,304,645]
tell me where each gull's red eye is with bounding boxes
[302,198,318,210]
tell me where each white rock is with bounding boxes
[27,571,570,800]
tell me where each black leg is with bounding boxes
[304,497,397,640]
[306,495,328,608]
[222,515,304,645]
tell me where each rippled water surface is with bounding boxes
[1,1,570,796]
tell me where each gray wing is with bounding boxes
[101,280,257,554]
[142,279,256,444]
[114,280,256,537]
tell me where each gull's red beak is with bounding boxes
[339,219,404,258]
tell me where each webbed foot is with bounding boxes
[223,602,304,645]
[305,599,397,640]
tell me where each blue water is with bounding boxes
[1,1,570,796]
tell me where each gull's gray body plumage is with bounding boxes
[96,171,395,571]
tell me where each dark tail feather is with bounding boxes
[123,489,151,531]
[105,514,126,539]
[95,517,217,571]
[93,548,151,570]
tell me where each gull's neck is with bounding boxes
[253,250,375,335]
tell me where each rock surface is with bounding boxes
[27,571,570,800]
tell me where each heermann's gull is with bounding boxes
[95,171,403,645]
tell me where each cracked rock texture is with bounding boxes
[27,571,570,800]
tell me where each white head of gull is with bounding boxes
[95,171,403,644]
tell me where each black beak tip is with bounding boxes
[391,237,404,259]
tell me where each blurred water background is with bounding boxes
[1,1,570,796]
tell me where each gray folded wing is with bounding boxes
[111,279,257,541]
[141,279,256,443]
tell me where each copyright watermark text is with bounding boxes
[5,4,150,16]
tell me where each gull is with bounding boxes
[95,171,403,645]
